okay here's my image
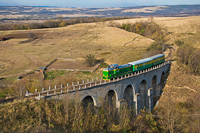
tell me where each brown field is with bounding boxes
[48,59,100,71]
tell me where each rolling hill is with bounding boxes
[0,5,200,23]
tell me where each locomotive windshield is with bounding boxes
[108,64,119,69]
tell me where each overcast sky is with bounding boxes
[0,0,200,7]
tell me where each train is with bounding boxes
[103,54,165,80]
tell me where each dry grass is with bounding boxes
[110,16,200,33]
[166,63,200,92]
[48,59,100,71]
[109,16,200,47]
[0,23,152,77]
[0,43,32,77]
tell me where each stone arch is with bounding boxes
[123,85,135,109]
[152,75,158,106]
[152,75,157,97]
[104,90,118,123]
[104,90,118,108]
[139,80,148,109]
[81,95,96,112]
[160,71,166,88]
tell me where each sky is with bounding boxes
[0,0,200,7]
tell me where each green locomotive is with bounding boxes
[103,54,165,80]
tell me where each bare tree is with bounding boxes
[157,87,187,132]
[28,33,36,40]
[84,54,96,67]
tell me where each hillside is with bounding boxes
[0,23,153,78]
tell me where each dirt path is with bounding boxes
[124,36,139,47]
[166,84,197,92]
[0,42,38,78]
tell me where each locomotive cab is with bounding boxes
[103,64,119,80]
[103,63,132,80]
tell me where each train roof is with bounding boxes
[150,54,165,60]
[104,54,165,70]
[128,58,152,65]
[103,64,131,71]
[118,64,131,69]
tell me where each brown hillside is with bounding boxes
[0,23,153,77]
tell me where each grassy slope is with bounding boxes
[0,23,153,77]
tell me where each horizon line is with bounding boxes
[0,4,200,8]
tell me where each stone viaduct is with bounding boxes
[26,61,171,114]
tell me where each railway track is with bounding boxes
[165,45,175,61]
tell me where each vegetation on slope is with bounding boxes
[0,17,129,31]
[117,21,168,53]
[154,69,200,132]
[176,40,200,75]
[0,99,158,132]
[153,19,200,132]
[120,21,166,40]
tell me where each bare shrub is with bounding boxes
[120,21,167,41]
[84,54,96,67]
[177,45,194,65]
[177,45,200,75]
[188,49,200,75]
[28,33,36,40]
[155,87,189,133]
[186,93,200,132]
[175,39,184,47]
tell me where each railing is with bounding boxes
[25,61,171,99]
